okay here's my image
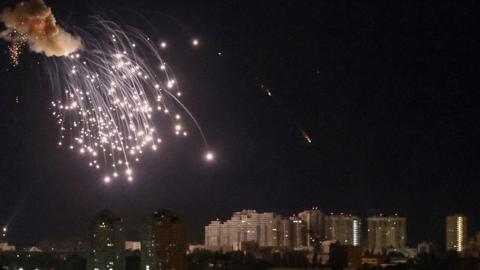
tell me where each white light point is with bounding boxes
[205,152,214,161]
[192,39,199,47]
[104,176,111,183]
[160,42,167,49]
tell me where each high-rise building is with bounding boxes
[278,218,292,248]
[298,207,325,248]
[353,218,361,247]
[204,209,293,251]
[87,210,126,270]
[367,215,406,254]
[446,215,467,252]
[141,209,186,270]
[290,215,307,250]
[324,214,361,246]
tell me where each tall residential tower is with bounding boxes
[141,209,186,270]
[367,215,406,254]
[298,207,325,248]
[204,209,293,251]
[446,215,467,252]
[87,210,125,270]
[324,214,361,246]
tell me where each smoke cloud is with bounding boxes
[0,0,82,57]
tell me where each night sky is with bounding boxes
[1,0,480,248]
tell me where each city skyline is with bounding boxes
[0,206,477,248]
[1,207,476,256]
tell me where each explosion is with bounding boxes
[0,0,82,64]
[0,1,212,183]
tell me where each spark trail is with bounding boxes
[45,18,211,183]
[259,81,312,144]
[0,0,213,183]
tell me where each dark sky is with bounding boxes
[1,0,480,248]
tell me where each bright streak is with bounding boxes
[300,129,312,143]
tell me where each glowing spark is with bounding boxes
[205,152,214,161]
[301,130,312,143]
[0,14,217,182]
[7,32,27,66]
[43,18,213,182]
[259,80,312,145]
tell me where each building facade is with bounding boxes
[324,214,361,246]
[446,214,467,252]
[141,209,186,270]
[87,210,125,270]
[290,215,307,250]
[204,209,293,251]
[367,215,406,254]
[298,207,325,248]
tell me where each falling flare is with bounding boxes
[301,129,312,144]
[258,80,313,145]
[205,152,214,161]
[266,89,272,97]
[44,18,213,182]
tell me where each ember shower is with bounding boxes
[1,0,212,183]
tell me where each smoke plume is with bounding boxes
[0,0,82,58]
